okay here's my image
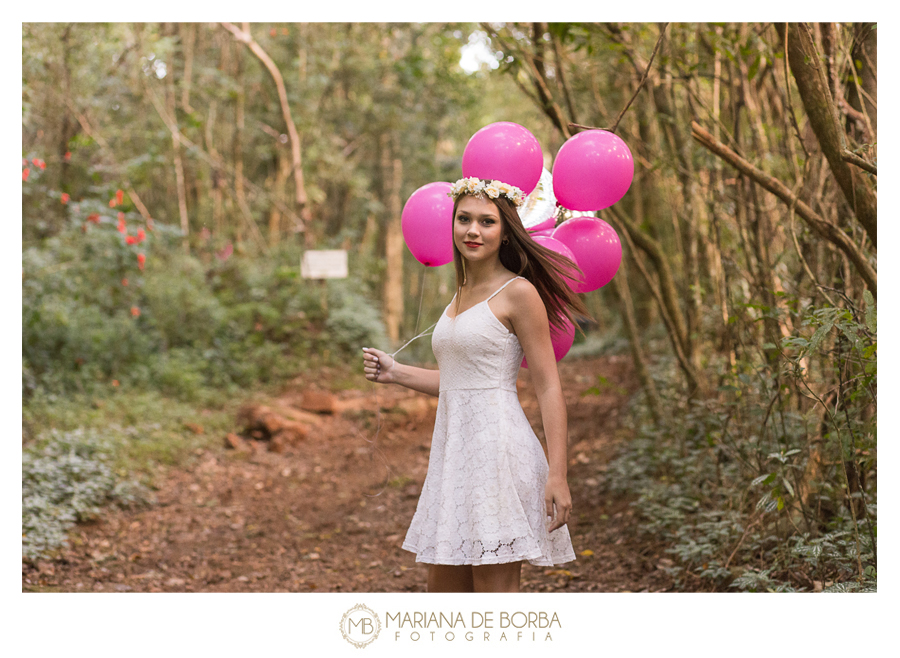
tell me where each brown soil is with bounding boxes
[23,355,681,593]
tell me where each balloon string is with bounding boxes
[389,322,436,359]
[414,262,426,337]
[365,264,434,497]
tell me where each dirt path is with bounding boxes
[24,355,678,593]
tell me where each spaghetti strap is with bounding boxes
[486,276,523,301]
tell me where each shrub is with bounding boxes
[602,295,877,592]
[22,215,387,398]
[325,279,389,355]
[22,428,151,562]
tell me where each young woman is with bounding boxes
[362,177,591,592]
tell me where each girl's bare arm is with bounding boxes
[362,347,440,398]
[505,281,572,532]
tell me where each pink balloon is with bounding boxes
[552,130,634,211]
[522,313,575,368]
[531,235,580,292]
[462,122,543,195]
[552,217,622,292]
[527,214,557,233]
[528,228,555,239]
[401,182,454,266]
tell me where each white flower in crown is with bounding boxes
[447,176,525,206]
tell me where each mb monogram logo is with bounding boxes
[340,604,382,648]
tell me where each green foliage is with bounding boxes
[22,428,152,561]
[604,297,876,592]
[22,213,388,400]
[326,279,390,355]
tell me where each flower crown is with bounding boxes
[448,177,526,207]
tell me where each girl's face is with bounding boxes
[454,195,505,263]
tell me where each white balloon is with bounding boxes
[518,167,558,229]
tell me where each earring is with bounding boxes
[502,238,509,245]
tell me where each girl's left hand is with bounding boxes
[545,475,572,533]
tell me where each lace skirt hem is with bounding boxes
[401,541,575,567]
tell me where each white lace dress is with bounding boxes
[402,276,576,566]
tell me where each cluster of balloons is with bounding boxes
[401,121,633,364]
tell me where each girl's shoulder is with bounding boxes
[508,274,536,293]
[505,275,541,306]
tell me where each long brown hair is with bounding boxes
[451,192,593,336]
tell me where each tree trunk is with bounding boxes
[222,22,315,236]
[382,135,404,344]
[606,205,702,395]
[650,73,700,365]
[204,100,224,237]
[164,24,190,254]
[180,22,196,113]
[56,24,76,235]
[776,23,877,247]
[605,201,691,370]
[268,144,291,246]
[233,41,247,247]
[611,259,662,424]
[850,22,877,136]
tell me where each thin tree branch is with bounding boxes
[550,29,578,125]
[140,76,281,253]
[58,96,154,225]
[221,22,313,222]
[607,23,669,134]
[608,208,701,395]
[482,23,571,138]
[841,150,877,175]
[691,121,876,297]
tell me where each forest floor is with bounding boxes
[23,355,684,593]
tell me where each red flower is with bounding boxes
[38,160,46,170]
[216,243,233,261]
[122,278,129,287]
[117,218,126,233]
[131,307,141,317]
[112,379,120,387]
[116,189,124,205]
[125,235,137,245]
[87,213,100,223]
[64,151,71,162]
[22,168,30,181]
[32,158,39,166]
[109,198,117,208]
[137,229,146,242]
[61,193,70,204]
[270,27,277,37]
[137,253,146,270]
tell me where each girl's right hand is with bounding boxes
[362,347,396,384]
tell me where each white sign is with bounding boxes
[301,250,348,279]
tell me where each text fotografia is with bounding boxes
[387,611,561,642]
